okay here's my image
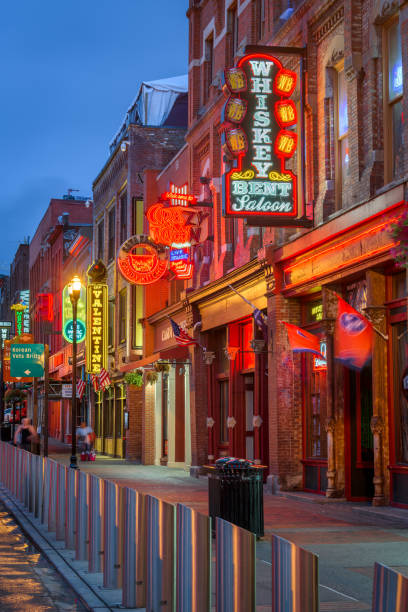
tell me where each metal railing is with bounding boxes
[0,440,323,611]
[372,562,408,611]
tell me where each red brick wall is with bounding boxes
[125,384,143,461]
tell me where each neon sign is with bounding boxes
[62,285,86,343]
[314,339,327,371]
[161,183,197,207]
[86,282,108,374]
[117,236,167,285]
[19,290,30,333]
[11,304,26,336]
[222,52,298,221]
[147,203,192,246]
[37,293,53,322]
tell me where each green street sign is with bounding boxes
[63,319,86,343]
[62,285,86,344]
[10,344,45,378]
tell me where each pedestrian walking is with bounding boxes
[76,421,95,460]
[14,418,37,452]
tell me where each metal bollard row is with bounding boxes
[0,440,323,612]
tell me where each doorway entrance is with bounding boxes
[345,366,374,500]
[244,374,254,460]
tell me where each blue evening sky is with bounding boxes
[0,0,188,274]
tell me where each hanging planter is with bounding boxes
[5,389,27,403]
[145,371,159,385]
[389,210,408,268]
[154,361,170,373]
[124,369,144,388]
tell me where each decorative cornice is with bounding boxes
[312,6,344,44]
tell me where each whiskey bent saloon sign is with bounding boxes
[222,50,307,225]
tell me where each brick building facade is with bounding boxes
[92,88,188,459]
[135,0,407,506]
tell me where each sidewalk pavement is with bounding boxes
[47,439,408,611]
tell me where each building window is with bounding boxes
[108,300,114,347]
[95,390,103,437]
[393,322,408,464]
[132,198,144,235]
[115,384,125,440]
[203,34,214,103]
[132,285,143,349]
[97,220,104,261]
[304,354,327,459]
[108,207,116,262]
[256,0,266,41]
[219,380,229,444]
[386,18,404,180]
[119,288,126,344]
[336,67,349,209]
[227,4,238,65]
[120,192,127,245]
[104,386,114,438]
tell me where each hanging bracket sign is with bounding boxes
[222,46,312,227]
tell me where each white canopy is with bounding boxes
[110,75,188,152]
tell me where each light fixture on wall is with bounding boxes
[249,339,265,354]
[224,346,239,361]
[203,350,216,365]
[120,140,130,152]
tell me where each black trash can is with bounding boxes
[0,423,11,442]
[207,458,264,537]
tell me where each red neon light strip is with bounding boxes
[284,217,399,273]
[284,241,397,290]
[279,200,405,263]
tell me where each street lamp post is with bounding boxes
[68,275,82,469]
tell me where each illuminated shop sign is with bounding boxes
[314,340,327,371]
[117,236,167,285]
[86,283,108,374]
[0,322,11,348]
[19,290,30,333]
[36,293,53,322]
[222,52,299,222]
[118,184,208,285]
[62,285,86,343]
[11,303,26,336]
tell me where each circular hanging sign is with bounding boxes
[63,319,86,343]
[401,366,408,402]
[117,235,167,285]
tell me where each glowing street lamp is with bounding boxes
[68,275,82,469]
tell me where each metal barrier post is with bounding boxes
[146,495,176,612]
[47,460,57,533]
[372,562,408,611]
[75,471,89,560]
[176,503,211,612]
[122,488,146,609]
[271,534,319,612]
[216,517,256,612]
[23,451,30,508]
[65,468,77,549]
[33,455,43,519]
[103,480,124,589]
[88,475,105,574]
[55,463,67,540]
[28,452,35,513]
[41,458,50,525]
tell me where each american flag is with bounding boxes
[99,368,111,390]
[169,318,198,347]
[76,378,86,400]
[90,373,100,392]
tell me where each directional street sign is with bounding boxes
[10,344,45,378]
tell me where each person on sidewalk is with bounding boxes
[14,418,37,452]
[76,421,95,459]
